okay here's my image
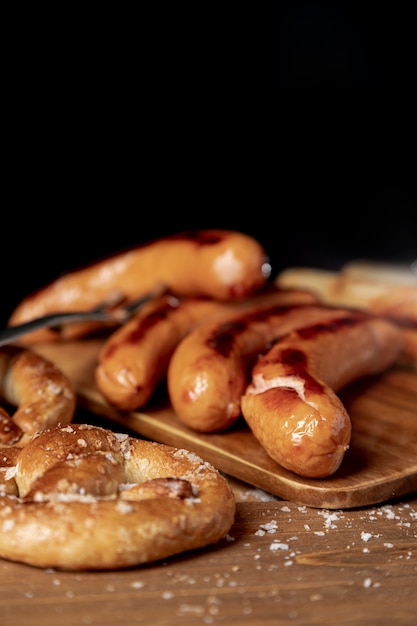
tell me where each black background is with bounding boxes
[2,3,415,327]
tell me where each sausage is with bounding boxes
[95,287,315,411]
[241,312,405,478]
[0,346,76,446]
[275,265,417,367]
[95,294,240,410]
[8,230,271,343]
[167,297,356,433]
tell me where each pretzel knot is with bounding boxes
[0,346,76,447]
[0,423,236,570]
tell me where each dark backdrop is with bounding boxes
[2,4,415,327]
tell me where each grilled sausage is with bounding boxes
[167,298,356,433]
[95,287,315,411]
[241,312,404,477]
[8,230,271,343]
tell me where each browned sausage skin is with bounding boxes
[95,294,241,410]
[166,296,360,433]
[275,265,417,367]
[8,230,271,343]
[241,312,404,478]
[95,288,315,411]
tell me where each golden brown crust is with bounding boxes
[0,424,236,570]
[0,346,76,446]
[0,406,22,446]
[241,313,405,478]
[8,230,271,343]
[0,446,20,495]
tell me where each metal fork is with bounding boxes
[0,284,167,347]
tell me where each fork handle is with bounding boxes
[0,311,113,347]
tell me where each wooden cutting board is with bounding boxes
[36,339,417,510]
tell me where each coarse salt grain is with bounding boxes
[2,519,15,532]
[115,500,133,514]
[130,581,145,589]
[270,542,289,551]
[60,425,75,433]
[255,520,278,535]
[319,510,341,528]
[5,466,16,480]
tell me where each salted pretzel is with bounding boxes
[0,346,76,447]
[0,423,236,570]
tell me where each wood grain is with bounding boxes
[36,339,417,510]
[2,477,417,626]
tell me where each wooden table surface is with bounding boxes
[1,407,416,626]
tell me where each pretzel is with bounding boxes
[0,346,76,447]
[0,423,236,570]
